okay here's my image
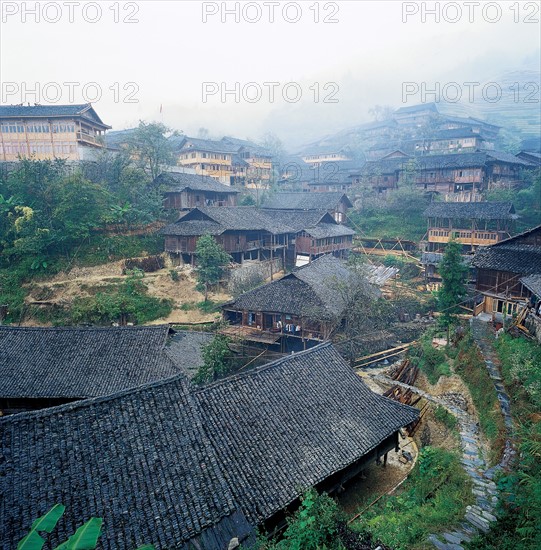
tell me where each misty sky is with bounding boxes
[1,1,540,147]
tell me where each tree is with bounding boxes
[195,235,231,301]
[193,335,234,385]
[127,121,177,180]
[437,239,467,329]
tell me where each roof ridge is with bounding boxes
[0,324,170,332]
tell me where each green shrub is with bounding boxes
[434,405,458,431]
[409,338,450,384]
[351,447,472,550]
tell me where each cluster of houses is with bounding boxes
[1,102,539,200]
[0,324,418,549]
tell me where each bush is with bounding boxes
[409,337,450,385]
[123,255,165,274]
[434,405,458,431]
[351,447,472,550]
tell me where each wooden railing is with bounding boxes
[427,228,506,246]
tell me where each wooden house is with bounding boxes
[0,325,211,414]
[393,102,439,126]
[517,151,541,166]
[161,206,291,265]
[1,343,418,549]
[472,224,541,318]
[261,192,353,223]
[421,201,515,287]
[222,136,274,186]
[176,136,238,184]
[156,171,239,210]
[161,206,355,267]
[0,103,111,162]
[222,255,375,348]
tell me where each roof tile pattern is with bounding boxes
[195,344,419,524]
[424,202,516,220]
[1,344,418,549]
[261,192,352,211]
[0,325,181,399]
[156,171,239,194]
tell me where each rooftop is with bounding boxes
[1,343,419,548]
[424,201,516,220]
[0,103,111,129]
[0,326,213,400]
[156,171,239,194]
[261,192,352,211]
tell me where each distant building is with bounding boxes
[156,171,239,210]
[298,144,352,165]
[472,224,541,318]
[222,136,273,186]
[517,150,541,166]
[0,103,111,162]
[261,192,353,223]
[361,151,535,196]
[176,136,238,184]
[421,201,516,287]
[161,206,354,267]
[393,102,439,126]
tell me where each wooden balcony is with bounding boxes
[427,228,507,246]
[76,132,103,146]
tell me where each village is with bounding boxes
[0,96,540,550]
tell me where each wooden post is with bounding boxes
[383,452,388,468]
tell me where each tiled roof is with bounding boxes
[0,325,184,399]
[261,192,352,211]
[164,331,214,380]
[179,137,238,154]
[226,255,375,318]
[221,136,272,157]
[0,376,249,550]
[1,343,418,548]
[473,244,541,274]
[0,103,110,128]
[156,171,239,194]
[424,201,516,220]
[194,343,419,524]
[485,150,536,166]
[521,274,541,297]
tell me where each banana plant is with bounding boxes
[17,504,155,550]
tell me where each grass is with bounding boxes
[350,447,472,550]
[409,336,452,385]
[454,333,506,465]
[179,300,220,314]
[434,405,458,432]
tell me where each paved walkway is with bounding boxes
[370,318,515,549]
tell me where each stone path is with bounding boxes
[370,318,515,549]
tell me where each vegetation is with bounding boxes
[64,270,172,326]
[467,334,541,550]
[434,405,458,432]
[0,153,168,324]
[18,504,153,550]
[351,447,472,550]
[382,254,421,281]
[409,335,451,385]
[194,234,231,301]
[436,239,468,329]
[348,185,429,241]
[193,334,234,385]
[454,332,506,464]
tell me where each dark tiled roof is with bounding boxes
[0,325,184,399]
[485,150,536,166]
[521,274,541,297]
[164,331,214,380]
[194,343,419,524]
[473,245,541,274]
[226,255,374,318]
[424,201,516,220]
[180,137,238,154]
[0,103,110,128]
[156,171,239,194]
[261,192,352,211]
[440,115,501,129]
[0,376,248,550]
[221,137,272,157]
[162,207,294,237]
[1,343,418,549]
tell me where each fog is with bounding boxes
[1,1,540,147]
